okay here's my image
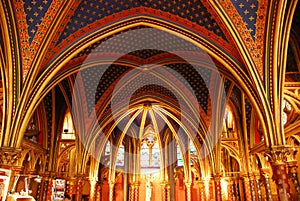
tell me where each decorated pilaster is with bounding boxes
[45,177,53,201]
[260,169,273,201]
[89,177,97,201]
[288,162,300,200]
[185,181,192,201]
[161,181,169,201]
[197,180,206,201]
[66,179,76,199]
[76,175,85,201]
[227,178,234,201]
[108,181,115,201]
[241,174,252,201]
[265,147,292,201]
[214,176,222,201]
[95,182,102,201]
[254,173,263,201]
[128,182,139,201]
[249,174,257,201]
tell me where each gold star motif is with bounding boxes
[244,10,249,15]
[250,3,256,9]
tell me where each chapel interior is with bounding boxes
[1,0,300,201]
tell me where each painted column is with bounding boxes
[241,175,252,201]
[197,180,206,201]
[227,178,234,201]
[249,175,257,201]
[185,181,192,201]
[76,177,84,201]
[108,182,115,201]
[161,181,169,201]
[89,178,97,201]
[266,149,292,201]
[95,182,102,201]
[288,162,300,200]
[271,164,292,201]
[254,173,263,201]
[67,179,76,199]
[128,182,140,201]
[261,170,273,201]
[45,177,53,201]
[214,176,222,201]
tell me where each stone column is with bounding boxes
[254,173,263,201]
[227,178,234,201]
[214,176,222,201]
[161,181,169,201]
[108,182,115,201]
[45,177,53,201]
[95,182,102,201]
[241,175,252,201]
[249,175,257,201]
[128,182,139,201]
[75,177,84,201]
[185,181,192,201]
[197,180,206,201]
[67,179,76,199]
[288,161,300,200]
[260,169,273,201]
[89,178,97,201]
[266,148,292,201]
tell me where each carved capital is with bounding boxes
[0,147,21,166]
[264,146,293,165]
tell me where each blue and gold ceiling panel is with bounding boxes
[80,64,130,115]
[23,0,52,43]
[56,0,228,45]
[231,0,259,39]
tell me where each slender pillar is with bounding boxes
[288,162,300,200]
[95,182,102,201]
[129,182,140,201]
[185,181,192,201]
[108,182,115,201]
[67,179,76,199]
[75,177,84,201]
[45,177,53,201]
[89,178,97,201]
[214,176,222,201]
[261,170,273,201]
[227,178,234,201]
[241,175,252,201]
[254,173,263,201]
[197,180,206,201]
[249,175,257,201]
[161,181,169,201]
[266,148,292,201]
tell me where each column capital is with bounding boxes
[264,146,294,165]
[0,147,21,167]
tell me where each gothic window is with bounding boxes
[116,144,124,167]
[177,144,184,166]
[152,142,160,167]
[61,109,75,140]
[141,143,150,167]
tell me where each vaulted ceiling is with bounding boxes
[0,0,299,150]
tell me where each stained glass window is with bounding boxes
[177,144,184,166]
[152,142,160,167]
[116,145,124,167]
[141,143,150,167]
[61,110,75,140]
